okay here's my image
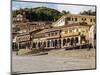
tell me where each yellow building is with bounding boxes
[52,14,95,27]
[14,14,96,50]
[32,24,90,49]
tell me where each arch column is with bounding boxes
[49,40,52,48]
[57,39,59,48]
[46,40,48,48]
[78,36,81,45]
[52,39,55,48]
[67,37,71,46]
[61,38,64,48]
[57,39,61,48]
[51,40,53,48]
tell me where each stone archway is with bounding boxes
[67,38,70,46]
[58,39,61,48]
[33,42,36,48]
[81,35,86,44]
[55,40,58,48]
[63,39,67,46]
[70,38,74,45]
[43,41,46,47]
[26,42,30,48]
[38,42,41,48]
[75,37,79,45]
[67,38,70,43]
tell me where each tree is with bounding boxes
[79,10,96,16]
[12,7,65,21]
[61,10,70,15]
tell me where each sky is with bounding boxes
[12,1,96,14]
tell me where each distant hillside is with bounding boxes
[13,7,65,22]
[13,7,95,22]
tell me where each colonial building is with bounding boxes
[12,14,29,34]
[16,32,31,50]
[52,14,95,27]
[12,14,53,33]
[27,21,53,32]
[12,14,96,50]
[12,15,29,51]
[32,27,61,49]
[32,24,90,49]
[12,14,53,50]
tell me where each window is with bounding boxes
[65,31,68,34]
[55,32,57,35]
[82,18,86,21]
[51,32,54,36]
[51,32,58,36]
[69,30,72,32]
[90,19,92,22]
[48,33,50,36]
[75,18,77,21]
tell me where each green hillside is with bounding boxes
[12,7,65,21]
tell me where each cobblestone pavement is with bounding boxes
[12,49,96,73]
